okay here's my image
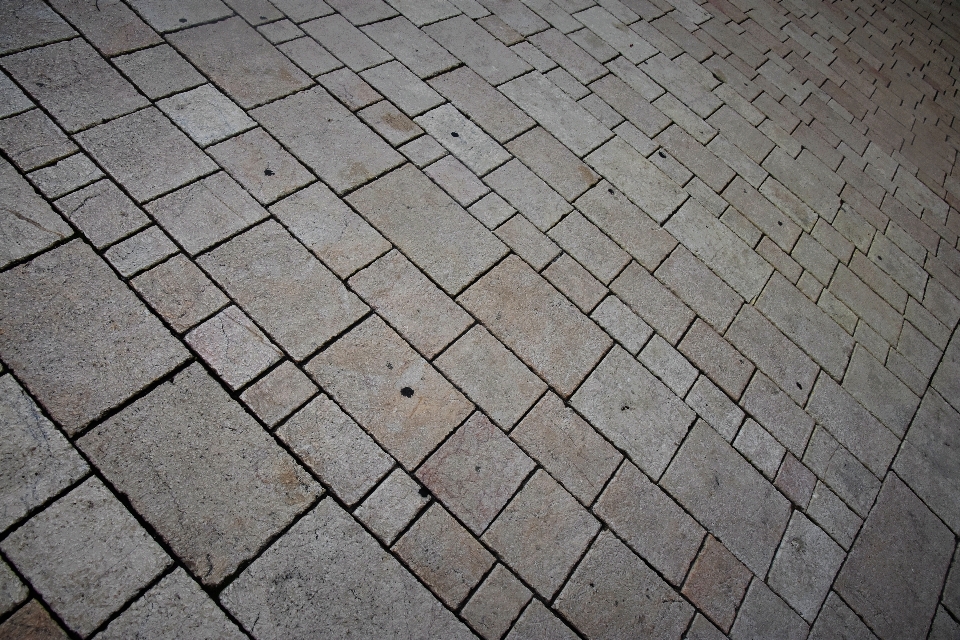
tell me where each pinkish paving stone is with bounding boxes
[681,535,752,633]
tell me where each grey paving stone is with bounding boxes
[186,306,281,389]
[384,0,459,25]
[586,137,684,223]
[126,0,231,32]
[483,470,599,598]
[269,0,334,21]
[662,421,792,575]
[221,498,473,638]
[0,70,31,118]
[610,261,694,345]
[459,255,611,396]
[686,614,729,640]
[423,15,530,84]
[306,316,472,468]
[417,412,533,533]
[429,67,534,144]
[741,371,815,457]
[79,364,320,586]
[507,126,599,201]
[362,17,458,77]
[843,345,919,437]
[240,360,316,427]
[360,100,423,145]
[1,478,170,636]
[775,452,817,507]
[756,273,855,379]
[589,74,670,138]
[170,17,311,107]
[348,164,507,293]
[361,61,445,117]
[0,559,27,618]
[639,334,698,396]
[27,153,102,199]
[424,155,488,205]
[682,535,752,633]
[501,72,611,156]
[301,13,392,72]
[258,18,304,43]
[576,181,678,271]
[591,295,653,355]
[679,319,754,400]
[2,39,147,133]
[462,563,531,640]
[831,264,904,345]
[436,326,546,430]
[48,0,160,56]
[555,530,693,639]
[835,474,954,640]
[97,568,246,640]
[944,545,960,619]
[733,418,785,479]
[768,512,845,622]
[199,220,367,360]
[803,424,880,518]
[317,67,382,110]
[0,157,71,269]
[806,481,863,550]
[255,87,404,193]
[509,601,579,640]
[574,6,656,62]
[543,252,607,312]
[571,346,694,479]
[112,45,205,100]
[131,254,227,333]
[416,104,510,176]
[655,247,741,332]
[0,374,88,533]
[277,37,341,76]
[277,395,392,505]
[809,591,879,640]
[528,28,606,83]
[208,128,312,205]
[485,159,571,230]
[470,192,516,229]
[0,109,77,172]
[688,380,744,441]
[76,107,216,203]
[0,599,70,638]
[354,468,428,544]
[157,84,255,148]
[0,241,188,433]
[730,579,810,640]
[548,212,628,284]
[929,606,960,640]
[271,182,390,279]
[764,148,841,220]
[0,0,75,55]
[932,328,960,413]
[400,134,447,168]
[104,225,178,277]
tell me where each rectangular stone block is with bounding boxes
[506,126,599,201]
[587,137,685,223]
[548,211,629,283]
[206,128,313,205]
[415,104,510,175]
[423,15,530,85]
[362,16,458,77]
[654,247,741,332]
[678,319,754,400]
[429,67,533,144]
[353,468,429,545]
[485,158,571,229]
[0,157,71,269]
[741,372,814,456]
[611,261,694,345]
[127,0,230,32]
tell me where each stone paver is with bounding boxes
[208,127,313,205]
[240,360,317,427]
[461,563,531,640]
[354,468,428,544]
[682,535,752,633]
[0,157,71,268]
[131,253,227,333]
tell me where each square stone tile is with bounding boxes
[661,421,792,576]
[147,172,268,255]
[186,306,282,389]
[78,364,321,586]
[0,157,71,269]
[571,346,695,479]
[113,44,205,100]
[198,220,368,360]
[157,84,255,147]
[1,39,147,132]
[1,478,170,636]
[682,535,752,633]
[462,564,531,640]
[0,374,88,533]
[354,468,429,544]
[103,225,178,277]
[482,470,599,598]
[97,568,245,639]
[240,361,317,428]
[435,326,547,431]
[359,100,423,145]
[270,182,389,278]
[220,499,473,638]
[417,412,533,534]
[76,107,217,203]
[730,579,810,640]
[0,109,76,171]
[393,503,494,607]
[131,254,227,333]
[0,241,188,433]
[348,164,507,294]
[253,87,404,193]
[0,0,75,55]
[348,250,473,358]
[470,192,516,229]
[127,0,231,32]
[276,395,393,505]
[208,128,312,205]
[554,531,694,639]
[168,17,311,108]
[835,474,954,640]
[507,600,579,640]
[459,255,611,397]
[305,316,472,469]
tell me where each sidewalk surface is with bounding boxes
[2,0,960,637]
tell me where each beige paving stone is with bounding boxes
[0,157,71,269]
[803,426,881,519]
[548,211,629,283]
[730,579,810,640]
[240,360,317,427]
[208,128,312,206]
[362,16,458,77]
[543,253,607,312]
[424,155,489,206]
[733,418,786,479]
[0,109,76,172]
[424,15,531,85]
[97,568,246,640]
[1,478,170,636]
[400,134,447,169]
[2,39,147,133]
[576,181,678,271]
[113,44,206,100]
[417,412,533,533]
[587,137,685,223]
[158,84,255,147]
[654,246,742,332]
[483,470,599,598]
[507,127,600,201]
[199,220,368,360]
[252,87,404,194]
[639,334,698,396]
[277,395,392,505]
[555,530,693,638]
[679,319,754,400]
[354,468,428,544]
[740,371,815,457]
[277,37,341,76]
[461,563,531,640]
[103,225,178,277]
[835,475,954,640]
[416,104,510,176]
[0,241,188,433]
[317,67,381,110]
[393,503,494,607]
[458,254,610,396]
[221,498,473,638]
[682,535,752,633]
[131,254,227,334]
[590,295,653,355]
[360,61,445,117]
[360,100,423,145]
[147,172,268,256]
[306,316,472,469]
[485,159,571,229]
[494,214,560,269]
[436,326,546,431]
[186,306,282,389]
[792,234,838,285]
[429,67,533,144]
[76,107,217,203]
[302,14,392,71]
[611,261,695,345]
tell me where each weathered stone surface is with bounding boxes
[507,126,599,200]
[459,255,611,397]
[495,213,560,269]
[835,475,954,640]
[0,109,76,172]
[429,66,534,143]
[0,559,27,618]
[27,152,101,199]
[221,499,473,638]
[1,478,170,636]
[302,14,392,72]
[103,225,177,277]
[208,128,313,205]
[591,295,653,355]
[126,0,230,32]
[424,15,530,85]
[741,372,815,456]
[610,261,694,345]
[485,158,571,230]
[354,468,428,544]
[424,155,489,205]
[808,592,879,640]
[361,61,444,116]
[306,316,472,469]
[199,221,368,360]
[654,247,742,332]
[0,0,75,55]
[131,254,227,333]
[186,306,281,389]
[640,334,698,396]
[555,531,694,639]
[363,16,458,76]
[843,345,919,437]
[932,327,960,413]
[158,84,255,147]
[507,600,579,640]
[549,211,628,283]
[0,241,188,433]
[0,157,71,269]
[416,104,510,176]
[682,535,752,633]
[544,252,607,312]
[113,44,205,99]
[240,360,316,427]
[733,419,785,479]
[360,100,423,145]
[462,564,531,640]
[804,426,880,519]
[730,579,810,640]
[679,319,754,400]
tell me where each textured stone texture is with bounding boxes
[354,468,428,544]
[0,157,71,268]
[682,535,752,633]
[186,306,282,389]
[240,360,317,427]
[131,254,227,333]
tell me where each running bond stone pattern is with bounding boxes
[1,0,960,637]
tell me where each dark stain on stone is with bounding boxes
[264,168,275,176]
[658,150,666,158]
[401,387,414,397]
[179,17,187,22]
[419,486,429,497]
[451,131,459,137]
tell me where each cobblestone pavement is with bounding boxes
[2,0,960,637]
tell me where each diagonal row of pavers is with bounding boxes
[1,0,960,638]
